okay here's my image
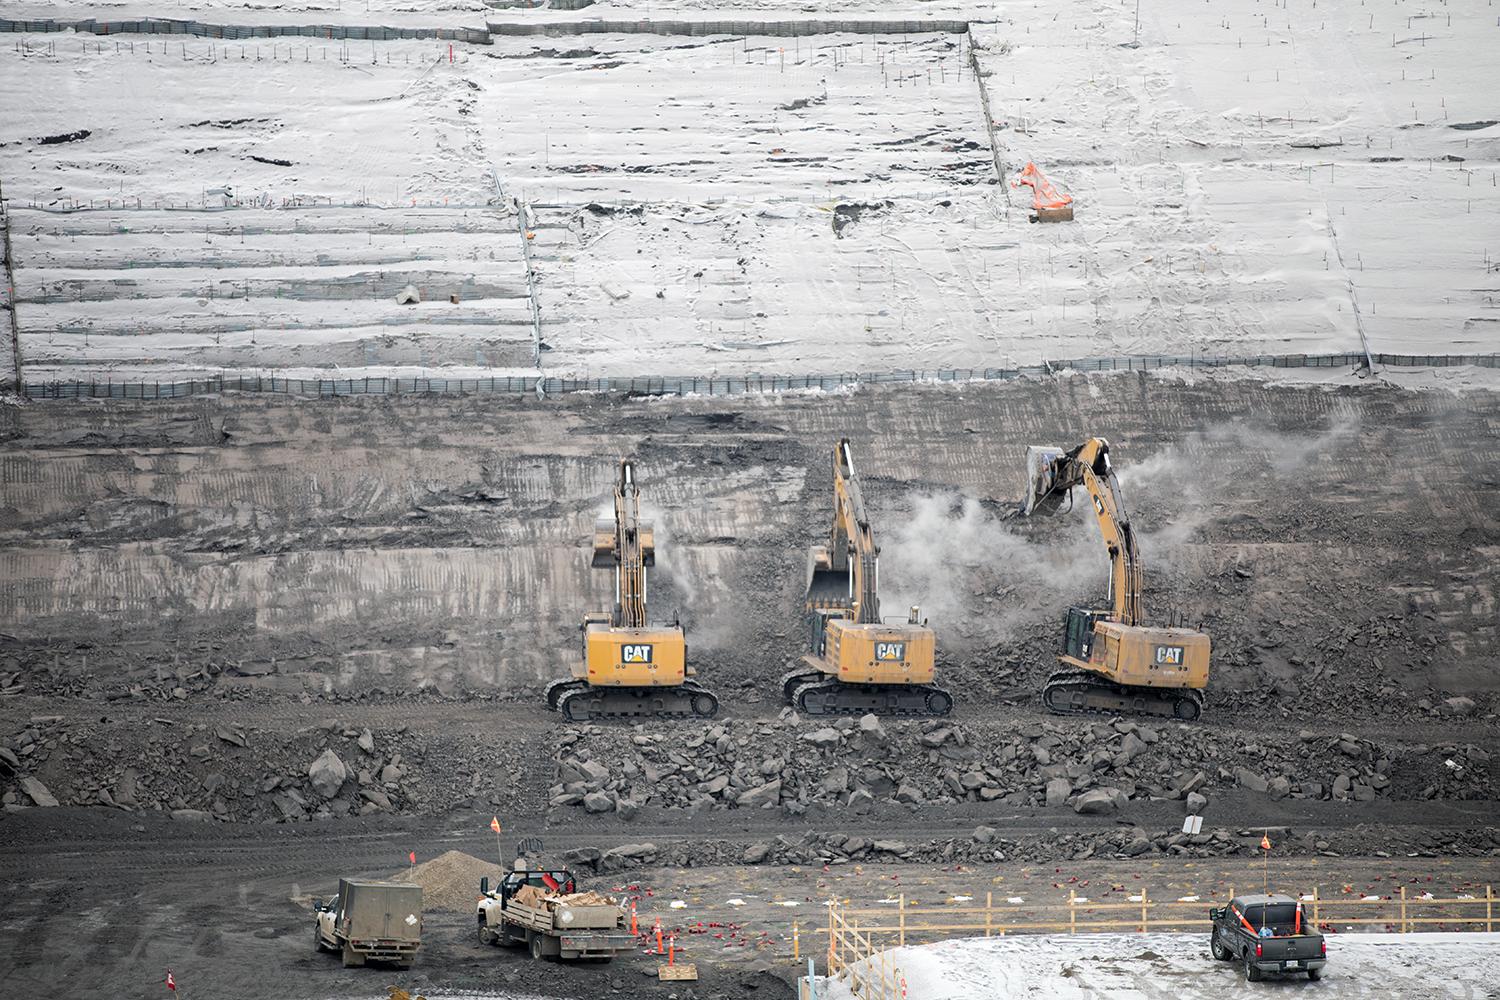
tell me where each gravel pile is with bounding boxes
[402,850,505,912]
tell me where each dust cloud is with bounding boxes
[881,494,1102,643]
[882,416,1364,643]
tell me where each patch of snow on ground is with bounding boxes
[824,932,1500,1000]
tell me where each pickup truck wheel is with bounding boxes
[529,933,547,961]
[313,925,327,953]
[1210,930,1231,961]
[1244,955,1262,982]
[1308,968,1323,981]
[477,923,496,946]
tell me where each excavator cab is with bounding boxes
[1062,607,1109,661]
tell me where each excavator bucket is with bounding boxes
[805,544,851,610]
[1020,446,1068,516]
[592,518,653,568]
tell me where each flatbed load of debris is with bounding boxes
[512,885,617,908]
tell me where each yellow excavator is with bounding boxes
[1019,437,1210,720]
[545,460,719,722]
[780,440,951,717]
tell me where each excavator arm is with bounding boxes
[809,438,881,624]
[1021,438,1142,627]
[592,460,652,629]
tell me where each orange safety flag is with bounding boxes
[409,850,417,864]
[490,816,502,834]
[166,971,177,993]
[1261,834,1272,851]
[1012,162,1073,211]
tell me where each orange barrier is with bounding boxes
[1013,161,1073,211]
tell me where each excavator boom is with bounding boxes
[1022,439,1142,626]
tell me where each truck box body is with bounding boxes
[504,896,625,932]
[337,879,423,959]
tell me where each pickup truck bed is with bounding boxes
[1210,894,1326,982]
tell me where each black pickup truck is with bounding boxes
[1210,894,1327,981]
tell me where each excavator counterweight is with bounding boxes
[781,440,953,717]
[545,460,719,722]
[1019,438,1210,721]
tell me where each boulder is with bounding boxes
[742,842,771,864]
[582,791,615,813]
[307,749,348,798]
[803,727,842,747]
[1440,697,1477,717]
[1235,768,1269,794]
[894,783,924,805]
[919,728,952,749]
[737,779,782,808]
[857,714,888,745]
[114,768,140,807]
[1267,776,1292,801]
[357,729,376,754]
[170,809,212,822]
[1073,788,1119,815]
[1185,791,1208,814]
[1045,777,1073,808]
[360,788,393,810]
[600,843,657,872]
[1119,733,1148,761]
[972,825,998,845]
[19,777,58,808]
[847,789,874,815]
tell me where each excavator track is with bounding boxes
[789,678,954,718]
[1041,668,1204,721]
[555,680,719,722]
[545,678,586,711]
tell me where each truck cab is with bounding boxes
[1210,894,1326,981]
